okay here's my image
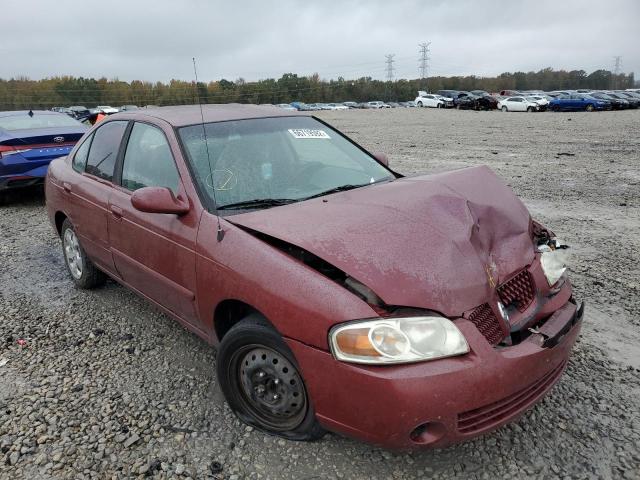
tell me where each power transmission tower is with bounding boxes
[385,54,395,82]
[612,56,622,89]
[419,42,431,90]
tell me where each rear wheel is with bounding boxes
[61,219,106,289]
[216,315,325,441]
[501,106,508,112]
[417,101,423,107]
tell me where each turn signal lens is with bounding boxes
[329,316,469,365]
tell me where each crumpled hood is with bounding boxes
[228,165,535,317]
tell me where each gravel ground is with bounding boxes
[1,108,639,480]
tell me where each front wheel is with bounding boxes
[527,106,533,112]
[501,106,508,112]
[61,219,106,289]
[585,104,594,112]
[216,315,325,441]
[417,102,423,107]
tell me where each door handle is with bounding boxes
[110,205,123,219]
[62,182,71,193]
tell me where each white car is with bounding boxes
[415,91,447,108]
[525,96,550,109]
[497,96,540,112]
[96,105,119,114]
[326,103,349,111]
[276,104,297,111]
[366,101,390,109]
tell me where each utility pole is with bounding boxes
[612,56,622,89]
[384,54,395,102]
[385,54,395,82]
[419,42,431,91]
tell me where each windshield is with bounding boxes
[179,116,394,210]
[0,112,83,131]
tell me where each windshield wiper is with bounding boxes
[217,198,298,210]
[303,183,370,200]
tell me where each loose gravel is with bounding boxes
[1,108,639,479]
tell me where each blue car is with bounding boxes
[0,110,87,192]
[549,94,611,112]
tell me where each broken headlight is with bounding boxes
[329,316,469,365]
[537,238,569,286]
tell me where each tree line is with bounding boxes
[0,68,635,110]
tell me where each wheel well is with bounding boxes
[54,211,67,236]
[214,299,268,342]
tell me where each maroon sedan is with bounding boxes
[45,105,583,449]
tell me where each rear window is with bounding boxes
[0,112,83,131]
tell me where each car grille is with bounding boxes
[457,360,566,434]
[497,269,535,312]
[468,303,505,345]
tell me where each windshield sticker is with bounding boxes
[288,128,330,139]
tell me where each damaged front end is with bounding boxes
[462,219,581,350]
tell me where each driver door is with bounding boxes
[107,121,200,324]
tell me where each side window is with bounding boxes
[121,123,180,194]
[85,121,128,182]
[72,133,93,172]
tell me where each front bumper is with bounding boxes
[287,300,583,450]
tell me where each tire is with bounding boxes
[61,219,106,289]
[501,106,508,112]
[527,106,533,112]
[436,103,441,108]
[586,104,594,112]
[417,102,423,107]
[216,314,325,441]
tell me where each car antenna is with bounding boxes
[192,57,224,242]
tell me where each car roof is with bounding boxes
[0,110,62,118]
[108,103,308,127]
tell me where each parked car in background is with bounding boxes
[525,96,550,111]
[68,106,90,119]
[342,101,358,108]
[499,90,520,96]
[45,104,582,449]
[326,103,349,111]
[455,93,497,111]
[366,101,390,109]
[609,92,640,108]
[589,92,628,110]
[415,91,447,108]
[119,105,140,111]
[436,90,461,105]
[275,104,297,111]
[498,96,541,112]
[0,110,87,192]
[96,106,119,114]
[51,107,72,115]
[549,94,610,112]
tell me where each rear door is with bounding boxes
[63,120,128,274]
[107,121,200,324]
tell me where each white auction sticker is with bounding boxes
[288,128,331,139]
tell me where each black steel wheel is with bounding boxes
[216,314,325,441]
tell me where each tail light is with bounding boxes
[0,145,31,159]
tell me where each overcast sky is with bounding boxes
[2,0,638,83]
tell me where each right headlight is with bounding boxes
[329,316,469,365]
[537,239,569,286]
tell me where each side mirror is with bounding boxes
[131,187,190,215]
[373,152,389,167]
